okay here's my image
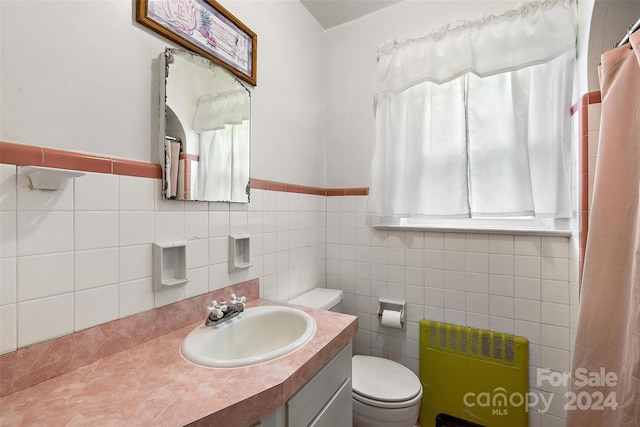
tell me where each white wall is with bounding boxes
[323,0,519,188]
[226,1,327,187]
[0,0,326,188]
[1,1,163,162]
[0,0,328,351]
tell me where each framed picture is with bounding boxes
[137,0,257,86]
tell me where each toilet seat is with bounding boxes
[353,389,422,409]
[352,356,423,409]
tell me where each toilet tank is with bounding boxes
[288,288,343,312]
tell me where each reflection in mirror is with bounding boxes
[161,48,250,202]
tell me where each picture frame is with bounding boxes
[137,0,257,86]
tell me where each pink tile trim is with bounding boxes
[0,141,158,179]
[112,158,162,179]
[0,279,259,397]
[0,142,44,166]
[579,95,588,282]
[2,142,369,196]
[250,177,269,190]
[572,91,601,115]
[267,181,287,192]
[588,90,602,104]
[249,178,367,197]
[327,187,369,196]
[578,91,601,282]
[43,147,113,174]
[571,99,581,116]
[180,153,199,161]
[580,105,589,138]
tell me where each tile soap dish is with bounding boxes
[229,234,251,272]
[153,241,188,291]
[20,165,85,190]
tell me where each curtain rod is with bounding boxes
[615,16,640,48]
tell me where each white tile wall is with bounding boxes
[18,212,73,256]
[74,284,119,331]
[0,304,17,353]
[74,172,117,211]
[0,158,583,426]
[17,293,74,347]
[0,166,326,353]
[118,278,154,318]
[76,248,119,291]
[17,252,73,300]
[326,194,577,427]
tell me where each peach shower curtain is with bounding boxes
[568,31,640,427]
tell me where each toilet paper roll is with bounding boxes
[380,310,402,328]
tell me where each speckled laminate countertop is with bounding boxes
[0,300,358,427]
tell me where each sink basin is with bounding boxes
[180,305,316,368]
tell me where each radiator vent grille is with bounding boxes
[493,335,503,360]
[420,320,530,427]
[423,322,521,363]
[430,325,438,346]
[449,328,458,350]
[505,337,515,362]
[471,331,479,355]
[460,330,468,353]
[481,333,491,357]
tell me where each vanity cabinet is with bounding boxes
[248,343,352,427]
[287,342,352,426]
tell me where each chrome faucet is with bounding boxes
[205,294,247,326]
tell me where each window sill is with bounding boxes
[373,223,572,237]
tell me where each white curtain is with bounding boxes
[193,90,250,201]
[369,0,576,219]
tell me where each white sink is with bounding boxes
[180,305,316,368]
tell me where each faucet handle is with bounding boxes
[207,300,226,319]
[210,300,229,311]
[230,294,246,304]
[230,294,246,313]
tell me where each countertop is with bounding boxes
[0,300,358,427]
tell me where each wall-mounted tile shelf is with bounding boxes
[153,241,188,291]
[19,165,85,190]
[229,234,251,272]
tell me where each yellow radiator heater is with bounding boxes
[419,320,529,427]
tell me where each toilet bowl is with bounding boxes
[288,288,422,427]
[352,355,423,427]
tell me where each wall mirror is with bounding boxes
[161,48,250,202]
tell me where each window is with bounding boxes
[368,0,576,234]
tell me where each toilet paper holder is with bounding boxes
[377,298,407,329]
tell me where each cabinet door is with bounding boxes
[287,343,351,426]
[309,378,352,427]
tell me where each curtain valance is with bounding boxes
[375,0,576,94]
[192,88,250,132]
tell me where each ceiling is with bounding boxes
[300,0,403,29]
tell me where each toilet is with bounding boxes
[288,288,422,427]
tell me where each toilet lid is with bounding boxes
[352,356,422,403]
